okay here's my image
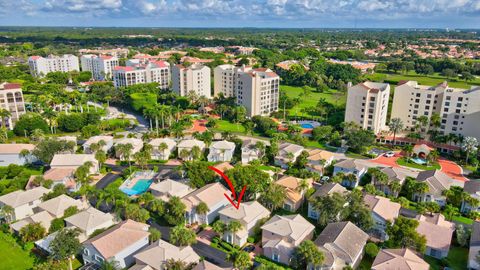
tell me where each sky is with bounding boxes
[0,0,479,28]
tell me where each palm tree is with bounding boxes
[195,202,210,217]
[179,149,190,160]
[42,107,57,134]
[227,220,243,234]
[403,144,414,162]
[388,118,404,145]
[99,260,121,270]
[0,205,14,223]
[260,183,287,211]
[115,143,134,166]
[158,142,169,160]
[390,181,402,197]
[414,182,430,202]
[0,109,11,128]
[191,146,201,161]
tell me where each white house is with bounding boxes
[37,194,86,218]
[177,139,206,161]
[182,183,231,225]
[65,207,116,242]
[219,201,270,246]
[468,221,480,269]
[308,183,348,220]
[149,179,193,201]
[413,170,460,206]
[0,144,36,166]
[207,140,236,162]
[83,136,114,154]
[333,159,368,188]
[148,138,176,160]
[82,219,150,268]
[0,187,49,221]
[462,181,480,213]
[241,139,265,164]
[50,154,99,174]
[132,239,200,270]
[363,194,401,240]
[114,138,144,161]
[10,210,54,233]
[305,149,335,175]
[274,142,304,169]
[416,213,455,259]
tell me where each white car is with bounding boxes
[384,151,395,158]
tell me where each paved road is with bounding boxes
[95,173,121,189]
[192,242,232,268]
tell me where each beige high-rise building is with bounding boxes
[28,54,79,77]
[236,67,280,117]
[344,82,390,134]
[172,64,211,98]
[80,54,119,80]
[0,83,26,129]
[112,60,170,89]
[214,64,237,97]
[391,81,480,141]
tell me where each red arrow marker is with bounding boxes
[208,165,247,209]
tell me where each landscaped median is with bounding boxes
[396,157,441,170]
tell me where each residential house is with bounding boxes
[241,139,264,164]
[416,213,455,259]
[363,194,401,240]
[0,187,49,221]
[468,221,480,269]
[276,176,313,212]
[37,168,77,191]
[37,194,86,218]
[82,219,150,268]
[207,140,236,162]
[333,159,368,188]
[371,248,429,270]
[212,162,234,173]
[461,180,480,213]
[274,142,305,169]
[131,239,200,270]
[114,138,144,161]
[83,136,114,154]
[308,183,348,220]
[193,260,226,270]
[413,170,459,206]
[312,221,369,269]
[149,179,193,201]
[0,144,35,166]
[148,138,176,160]
[261,214,315,265]
[50,154,99,174]
[218,201,271,246]
[182,183,231,225]
[10,210,54,233]
[305,149,335,175]
[177,139,206,161]
[65,207,116,242]
[374,167,416,196]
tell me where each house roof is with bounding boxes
[415,214,454,250]
[177,139,206,149]
[277,143,304,158]
[84,219,149,259]
[0,186,49,208]
[261,214,315,240]
[381,167,415,183]
[134,240,200,270]
[114,138,143,148]
[471,221,480,246]
[334,159,366,171]
[463,180,480,195]
[38,194,85,217]
[219,201,270,224]
[50,154,96,167]
[276,176,313,203]
[64,207,114,232]
[192,260,226,270]
[416,170,455,196]
[307,149,335,161]
[10,210,54,232]
[83,135,113,146]
[311,183,348,199]
[43,168,75,181]
[0,144,35,154]
[371,249,429,270]
[210,140,235,150]
[149,138,176,149]
[213,162,234,173]
[182,183,230,211]
[314,221,369,264]
[363,194,401,221]
[149,179,192,199]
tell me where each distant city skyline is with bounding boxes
[0,0,479,29]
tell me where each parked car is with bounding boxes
[242,245,255,252]
[384,151,395,157]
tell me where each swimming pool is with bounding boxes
[120,179,153,196]
[301,123,314,129]
[411,157,427,165]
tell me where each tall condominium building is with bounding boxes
[28,54,79,77]
[345,82,390,134]
[112,60,170,89]
[391,81,480,141]
[172,64,211,98]
[80,54,119,81]
[236,67,280,117]
[0,83,26,129]
[214,64,242,97]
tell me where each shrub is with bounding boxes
[247,237,255,243]
[365,242,379,258]
[13,113,49,136]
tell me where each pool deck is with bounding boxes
[120,171,157,195]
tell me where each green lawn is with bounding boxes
[366,71,480,89]
[396,157,441,170]
[212,120,246,133]
[281,85,346,117]
[424,246,469,270]
[258,165,276,171]
[0,232,36,270]
[451,215,474,225]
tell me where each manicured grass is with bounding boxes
[212,120,246,133]
[258,165,276,171]
[424,246,469,270]
[366,71,480,89]
[451,215,474,225]
[303,140,338,152]
[0,232,36,270]
[281,85,346,117]
[396,157,441,170]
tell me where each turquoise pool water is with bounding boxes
[301,123,314,129]
[411,157,427,165]
[120,179,153,196]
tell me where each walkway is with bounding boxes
[187,119,208,133]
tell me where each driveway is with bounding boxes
[95,173,121,189]
[192,242,231,268]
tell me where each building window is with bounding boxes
[272,254,280,262]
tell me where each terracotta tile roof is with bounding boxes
[261,214,314,240]
[363,194,401,221]
[134,240,200,270]
[415,214,454,251]
[0,144,35,154]
[181,183,230,211]
[219,201,270,224]
[311,183,348,199]
[372,248,429,270]
[213,162,234,173]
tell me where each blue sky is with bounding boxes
[1,0,479,28]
